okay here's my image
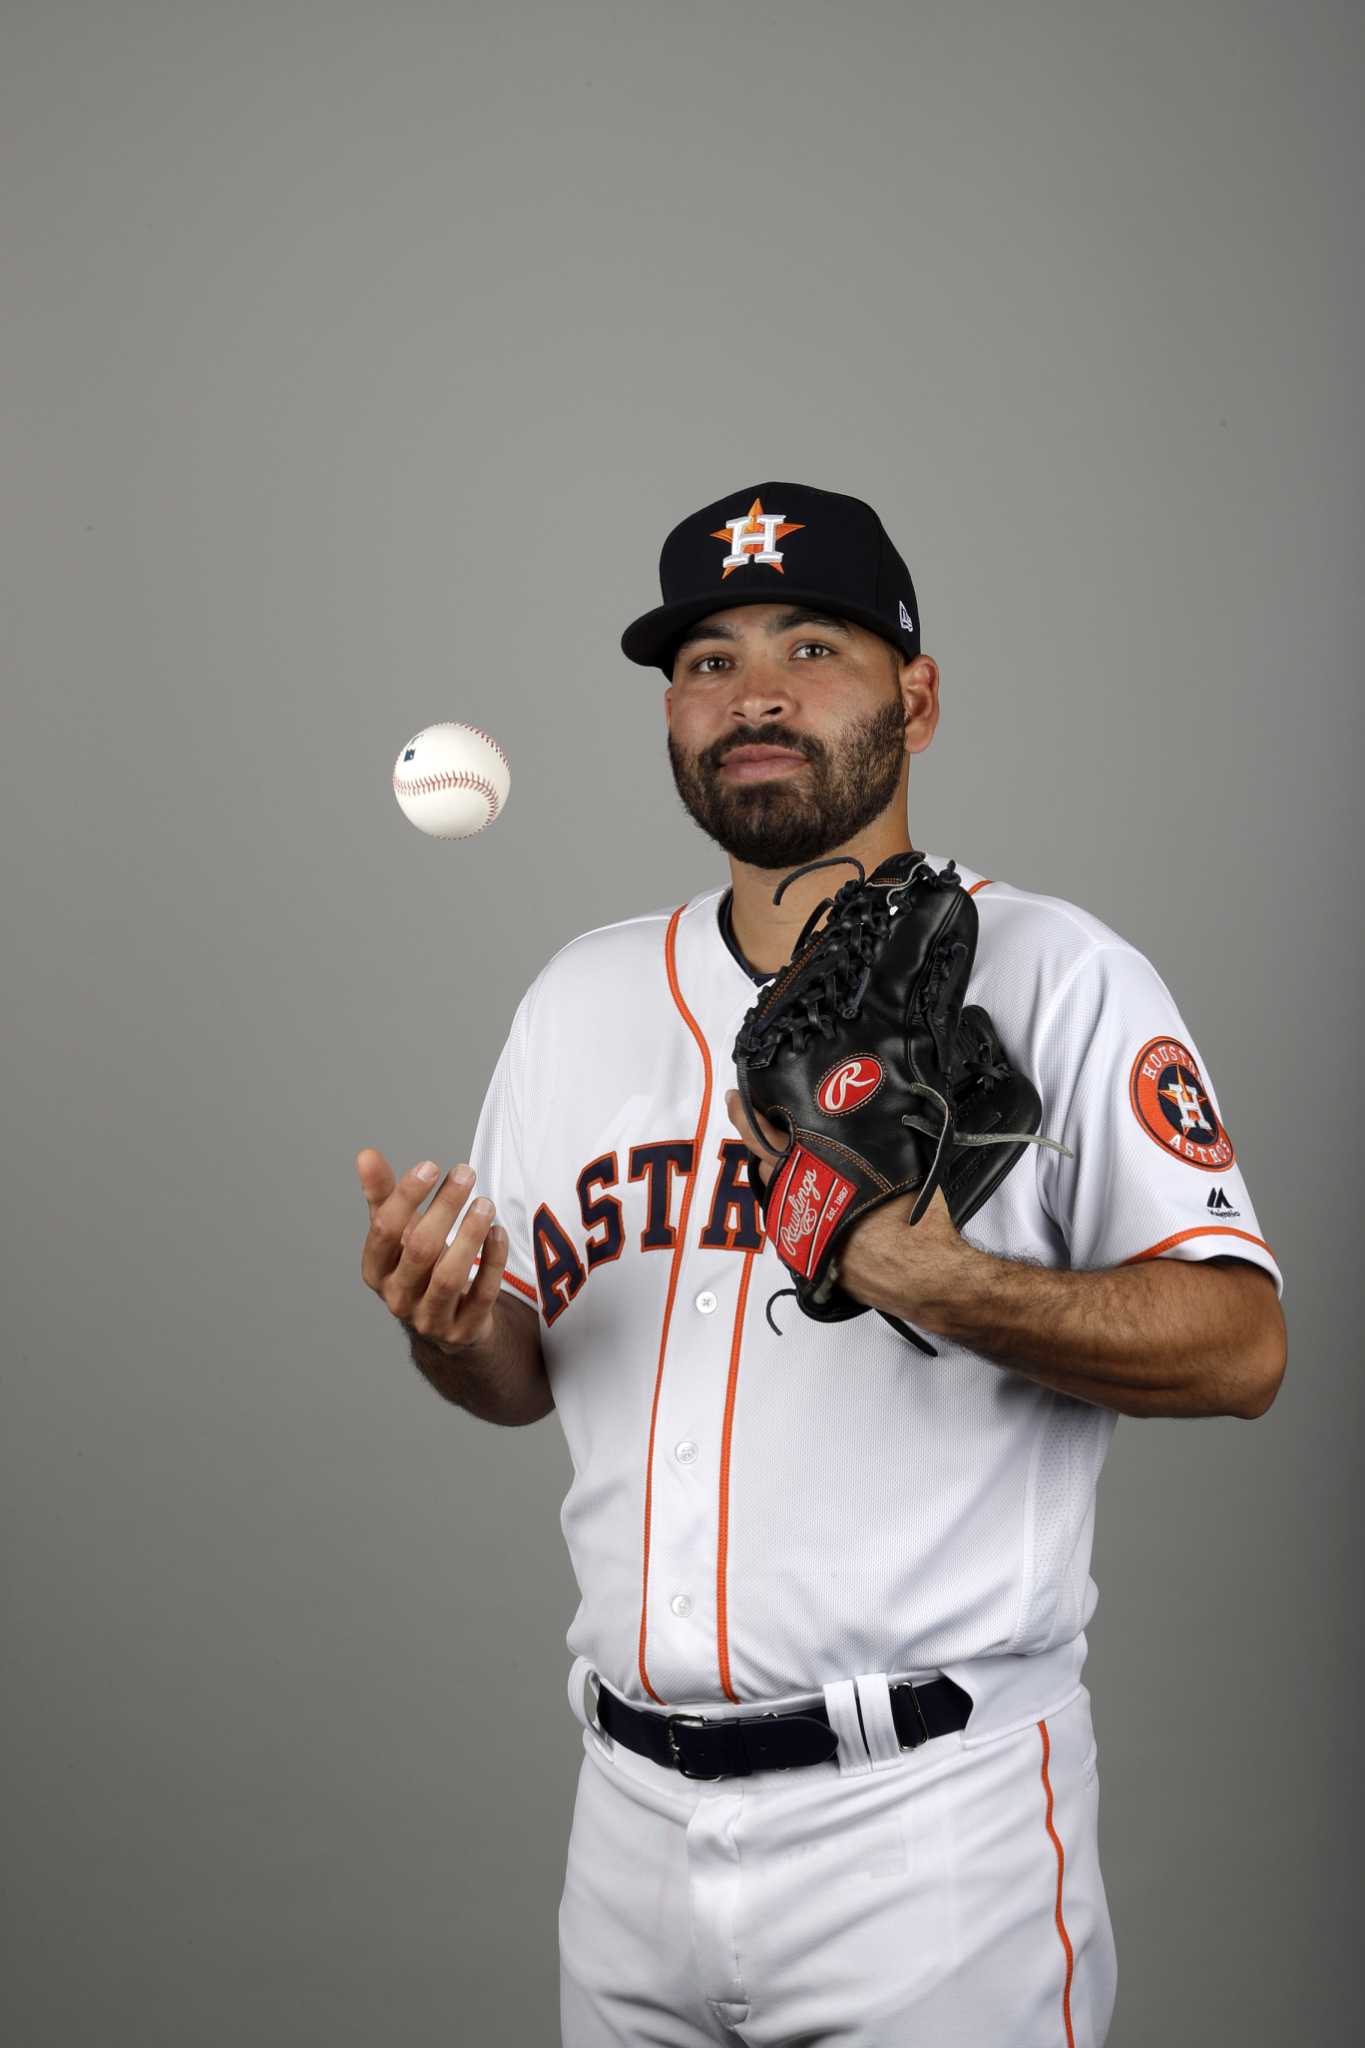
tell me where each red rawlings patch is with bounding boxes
[815,1056,884,1116]
[767,1146,856,1279]
[1129,1037,1235,1170]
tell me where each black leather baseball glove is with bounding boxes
[731,849,1069,1355]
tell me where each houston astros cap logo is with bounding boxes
[620,479,921,673]
[1128,1036,1236,1170]
[711,497,805,579]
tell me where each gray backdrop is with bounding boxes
[4,1,1360,2041]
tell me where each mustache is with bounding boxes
[707,728,820,771]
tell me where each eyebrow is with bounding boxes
[673,608,852,656]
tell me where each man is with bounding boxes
[357,481,1285,2045]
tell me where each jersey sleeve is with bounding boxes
[453,982,541,1312]
[1033,943,1283,1298]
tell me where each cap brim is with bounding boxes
[621,587,906,672]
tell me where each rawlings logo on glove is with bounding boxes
[815,1057,884,1114]
[769,1151,857,1276]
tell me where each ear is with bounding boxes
[898,654,940,756]
[663,684,672,729]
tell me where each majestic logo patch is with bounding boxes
[711,497,804,579]
[767,1146,856,1278]
[1207,1186,1241,1218]
[815,1056,884,1115]
[1129,1037,1236,1171]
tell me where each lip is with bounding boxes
[719,747,807,781]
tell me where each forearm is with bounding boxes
[904,1248,1282,1419]
[406,1299,552,1426]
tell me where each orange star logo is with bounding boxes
[710,497,805,578]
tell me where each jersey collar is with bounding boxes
[716,888,775,987]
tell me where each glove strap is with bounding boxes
[902,1114,1074,1160]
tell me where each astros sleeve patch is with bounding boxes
[1127,1037,1236,1171]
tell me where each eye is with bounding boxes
[792,640,835,659]
[690,653,731,675]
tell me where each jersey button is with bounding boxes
[670,1594,692,1618]
[695,1290,718,1314]
[675,1439,699,1464]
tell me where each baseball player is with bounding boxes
[357,481,1286,2046]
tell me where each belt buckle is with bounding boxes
[665,1713,724,1780]
[897,1683,932,1752]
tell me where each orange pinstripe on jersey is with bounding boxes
[715,1247,759,1702]
[637,903,716,1706]
[1038,1718,1077,2048]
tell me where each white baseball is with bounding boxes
[392,721,511,840]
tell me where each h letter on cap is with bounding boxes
[711,497,805,579]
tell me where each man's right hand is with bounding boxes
[356,1148,509,1355]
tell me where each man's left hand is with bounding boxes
[724,1087,977,1326]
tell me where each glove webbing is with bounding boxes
[736,900,894,1065]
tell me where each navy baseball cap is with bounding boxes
[620,481,921,674]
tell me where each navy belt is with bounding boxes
[592,1673,973,1780]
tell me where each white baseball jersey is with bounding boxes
[463,858,1282,1734]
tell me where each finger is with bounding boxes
[361,1157,454,1288]
[725,1088,785,1161]
[755,1108,786,1153]
[398,1195,497,1326]
[725,1086,761,1147]
[398,1163,478,1257]
[356,1147,397,1217]
[459,1221,510,1312]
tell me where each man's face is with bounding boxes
[664,603,927,870]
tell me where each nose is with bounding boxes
[727,653,796,725]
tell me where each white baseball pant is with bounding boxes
[559,1670,1117,2045]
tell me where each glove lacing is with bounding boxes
[734,887,895,1067]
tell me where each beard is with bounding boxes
[666,698,908,870]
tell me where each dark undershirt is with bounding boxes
[717,888,776,986]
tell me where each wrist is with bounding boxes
[907,1239,1001,1336]
[406,1323,468,1363]
[835,1200,988,1329]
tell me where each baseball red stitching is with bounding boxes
[393,768,501,821]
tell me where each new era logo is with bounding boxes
[899,599,914,633]
[1207,1186,1240,1217]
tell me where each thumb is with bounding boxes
[355,1147,395,1208]
[726,1089,785,1160]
